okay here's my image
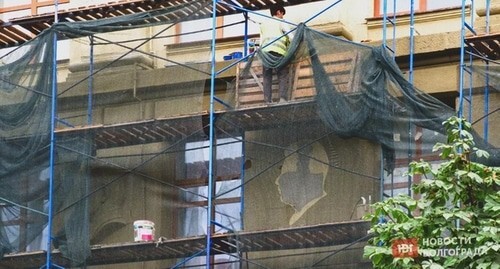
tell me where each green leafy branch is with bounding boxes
[364,116,500,269]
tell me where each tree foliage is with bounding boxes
[364,116,500,269]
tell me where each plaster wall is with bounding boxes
[366,8,464,42]
[85,141,178,269]
[243,130,380,232]
[462,92,500,148]
[8,0,497,267]
[412,63,460,94]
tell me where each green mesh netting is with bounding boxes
[0,1,213,266]
[0,30,55,258]
[230,23,499,170]
[212,23,499,268]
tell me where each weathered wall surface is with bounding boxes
[46,1,499,268]
[243,128,380,231]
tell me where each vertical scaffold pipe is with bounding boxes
[382,0,388,47]
[240,133,246,232]
[467,0,475,122]
[409,0,415,84]
[458,0,468,119]
[206,0,218,267]
[45,1,59,268]
[380,0,395,201]
[391,1,397,55]
[88,36,94,125]
[407,0,415,197]
[380,0,388,202]
[484,0,491,141]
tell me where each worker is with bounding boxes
[259,4,294,103]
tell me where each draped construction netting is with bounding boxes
[0,1,499,268]
[214,23,499,267]
[0,30,55,259]
[0,1,214,266]
[0,30,93,264]
[224,23,499,169]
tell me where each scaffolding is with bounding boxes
[380,0,417,199]
[0,1,498,268]
[460,0,499,141]
[1,1,376,268]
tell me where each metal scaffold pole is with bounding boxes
[381,0,397,200]
[459,0,492,140]
[206,0,218,267]
[45,1,63,268]
[407,0,415,197]
[88,35,94,125]
[382,0,397,56]
[459,0,468,120]
[483,0,491,142]
[459,0,477,123]
[381,0,389,201]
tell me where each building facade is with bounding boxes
[0,0,498,268]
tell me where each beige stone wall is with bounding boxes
[462,92,500,147]
[241,130,379,269]
[43,1,498,268]
[412,63,461,94]
[85,141,178,269]
[243,130,380,231]
[366,8,464,42]
[88,141,177,242]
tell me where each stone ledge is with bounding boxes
[165,22,352,62]
[366,31,462,57]
[68,54,154,74]
[366,7,467,29]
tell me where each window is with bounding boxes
[178,137,243,236]
[0,167,50,253]
[1,202,49,252]
[180,180,242,236]
[374,0,462,17]
[176,137,243,268]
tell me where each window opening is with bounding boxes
[177,137,243,268]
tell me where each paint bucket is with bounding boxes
[134,220,155,242]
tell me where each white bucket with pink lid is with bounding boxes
[133,220,155,242]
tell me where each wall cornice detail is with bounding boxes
[366,7,468,30]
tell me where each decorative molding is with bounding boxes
[166,22,351,58]
[477,3,500,16]
[366,7,468,29]
[310,22,353,40]
[166,36,249,59]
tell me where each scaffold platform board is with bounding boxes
[55,100,320,149]
[0,220,370,268]
[464,32,500,60]
[0,0,326,48]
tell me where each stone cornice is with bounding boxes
[165,22,352,58]
[366,7,468,30]
[477,2,500,16]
